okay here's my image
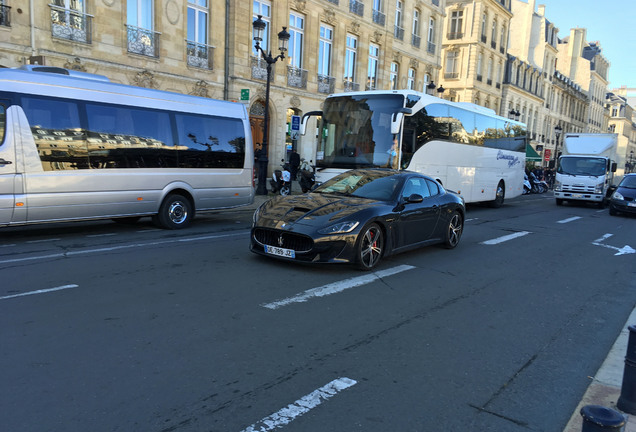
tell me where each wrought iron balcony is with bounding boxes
[447,32,463,40]
[476,74,483,82]
[496,83,501,89]
[394,26,404,41]
[287,66,308,89]
[500,46,505,54]
[317,74,336,94]
[251,56,274,81]
[444,72,459,79]
[326,0,339,4]
[491,41,497,49]
[427,41,436,54]
[186,41,214,69]
[349,0,364,16]
[372,10,385,26]
[432,0,440,5]
[49,4,92,43]
[126,25,160,57]
[0,4,11,27]
[412,34,421,48]
[481,35,487,43]
[487,79,492,86]
[343,80,360,92]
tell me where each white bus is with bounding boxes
[302,90,527,207]
[0,66,254,229]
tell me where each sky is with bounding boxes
[530,0,636,91]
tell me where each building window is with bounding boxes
[390,61,399,90]
[487,57,493,85]
[394,0,404,40]
[491,20,497,48]
[318,24,333,77]
[476,52,483,81]
[407,67,415,90]
[344,34,358,85]
[288,12,304,69]
[253,1,271,55]
[372,0,386,26]
[480,13,487,43]
[50,0,91,43]
[422,73,430,93]
[411,9,420,48]
[367,44,380,90]
[187,0,212,69]
[427,17,436,53]
[449,10,463,39]
[500,25,506,52]
[445,50,459,78]
[127,0,158,57]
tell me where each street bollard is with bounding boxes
[580,405,626,432]
[618,325,636,415]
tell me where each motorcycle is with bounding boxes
[298,159,316,193]
[529,172,548,193]
[270,160,291,195]
[523,173,532,195]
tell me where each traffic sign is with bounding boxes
[291,115,300,131]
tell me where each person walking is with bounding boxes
[289,148,301,181]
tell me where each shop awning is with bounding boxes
[526,144,541,161]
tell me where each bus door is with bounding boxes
[0,101,17,224]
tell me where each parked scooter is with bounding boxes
[529,171,548,193]
[298,159,316,193]
[270,160,291,195]
[523,173,532,195]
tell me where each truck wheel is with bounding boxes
[556,199,564,206]
[155,194,193,229]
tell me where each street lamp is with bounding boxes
[252,15,290,195]
[508,109,520,121]
[426,81,436,96]
[436,85,445,97]
[554,124,563,161]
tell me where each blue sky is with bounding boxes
[530,0,636,90]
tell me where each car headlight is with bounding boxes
[554,180,562,192]
[318,221,360,235]
[612,191,624,201]
[594,182,604,194]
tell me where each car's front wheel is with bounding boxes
[443,211,463,249]
[356,223,384,270]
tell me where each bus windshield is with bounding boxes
[557,157,607,177]
[317,94,404,169]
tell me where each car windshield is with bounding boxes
[314,171,401,201]
[557,157,606,176]
[619,176,636,189]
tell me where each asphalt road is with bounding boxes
[1,193,634,432]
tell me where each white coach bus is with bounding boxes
[302,90,527,207]
[0,66,254,229]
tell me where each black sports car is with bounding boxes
[250,169,465,270]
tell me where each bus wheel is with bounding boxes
[490,181,505,208]
[156,194,193,229]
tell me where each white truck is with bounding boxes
[554,133,620,207]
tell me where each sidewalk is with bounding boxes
[563,309,636,431]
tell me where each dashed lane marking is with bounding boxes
[557,216,582,224]
[480,231,531,245]
[0,284,78,300]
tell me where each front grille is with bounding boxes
[562,184,596,193]
[253,228,313,252]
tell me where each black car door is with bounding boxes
[396,177,441,247]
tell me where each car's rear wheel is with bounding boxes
[356,223,384,270]
[609,206,618,216]
[444,211,463,249]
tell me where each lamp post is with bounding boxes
[554,124,563,164]
[426,81,436,96]
[508,109,520,121]
[252,15,290,195]
[437,85,445,98]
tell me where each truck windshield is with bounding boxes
[557,157,607,177]
[317,94,404,169]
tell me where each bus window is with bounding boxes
[448,106,476,145]
[21,96,88,171]
[85,103,175,168]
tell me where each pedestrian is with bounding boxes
[387,137,399,169]
[289,148,300,181]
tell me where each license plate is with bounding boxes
[572,194,583,198]
[265,245,295,258]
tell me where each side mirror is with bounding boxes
[300,111,322,135]
[611,162,617,173]
[406,193,424,203]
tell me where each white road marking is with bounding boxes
[0,284,78,300]
[0,244,16,248]
[0,231,248,265]
[262,265,415,310]
[557,216,582,224]
[240,377,357,432]
[480,231,531,245]
[592,233,635,256]
[465,218,478,222]
[86,233,118,238]
[26,238,61,243]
